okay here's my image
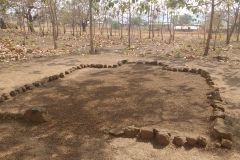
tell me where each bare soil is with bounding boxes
[0,29,240,159]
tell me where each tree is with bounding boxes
[177,14,192,25]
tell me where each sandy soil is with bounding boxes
[0,30,240,159]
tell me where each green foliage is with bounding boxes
[112,21,120,29]
[9,66,13,71]
[216,48,222,55]
[125,47,129,53]
[9,42,14,47]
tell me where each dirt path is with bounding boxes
[0,53,240,159]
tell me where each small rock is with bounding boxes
[41,77,49,84]
[158,62,164,66]
[186,137,197,146]
[49,76,53,81]
[65,70,70,74]
[109,128,124,136]
[210,111,225,120]
[149,61,158,65]
[197,136,207,147]
[2,93,11,100]
[207,95,213,99]
[221,139,232,149]
[122,60,128,64]
[91,64,96,68]
[32,81,42,87]
[54,74,59,79]
[76,66,81,69]
[59,73,65,78]
[174,136,185,146]
[104,65,108,68]
[124,126,140,137]
[23,107,51,123]
[136,62,144,65]
[167,67,173,71]
[25,84,34,90]
[15,88,23,94]
[154,128,171,145]
[182,68,189,72]
[0,96,4,102]
[207,81,214,85]
[10,91,18,97]
[80,64,84,68]
[173,68,177,72]
[213,118,232,141]
[198,69,202,74]
[21,86,27,92]
[96,64,103,68]
[118,61,123,66]
[139,128,154,140]
[190,68,198,73]
[113,64,118,68]
[108,65,112,68]
[162,66,168,70]
[178,68,183,72]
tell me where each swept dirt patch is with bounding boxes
[0,64,216,159]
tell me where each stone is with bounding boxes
[154,128,171,145]
[72,67,76,71]
[124,126,140,137]
[173,68,177,72]
[10,90,18,97]
[136,61,144,65]
[178,68,183,72]
[41,77,49,84]
[149,61,158,65]
[158,62,164,66]
[91,64,96,68]
[213,118,232,141]
[108,65,112,68]
[103,65,108,68]
[23,107,51,123]
[59,73,65,78]
[76,66,81,69]
[167,67,173,71]
[15,88,23,94]
[211,103,225,112]
[25,84,34,90]
[198,69,202,74]
[87,64,90,67]
[221,139,232,149]
[65,70,70,74]
[186,137,197,146]
[197,136,207,147]
[139,128,154,140]
[118,61,123,66]
[49,76,53,81]
[96,64,103,68]
[207,95,213,99]
[190,68,198,73]
[207,81,214,85]
[2,93,11,100]
[32,81,42,87]
[21,86,27,92]
[0,96,4,102]
[122,60,128,64]
[174,136,185,146]
[162,66,168,70]
[210,111,225,120]
[109,128,124,136]
[80,64,84,68]
[182,68,189,72]
[113,64,118,68]
[54,74,59,79]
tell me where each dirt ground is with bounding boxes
[0,29,240,159]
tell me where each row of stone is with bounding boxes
[109,126,231,149]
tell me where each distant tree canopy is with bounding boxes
[177,14,192,25]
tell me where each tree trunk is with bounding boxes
[204,0,214,56]
[128,0,131,48]
[89,0,94,54]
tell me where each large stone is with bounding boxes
[186,136,197,146]
[213,118,232,141]
[210,110,225,120]
[23,107,51,123]
[109,128,124,136]
[139,128,154,140]
[197,136,207,147]
[174,136,185,146]
[124,126,140,137]
[10,90,18,97]
[2,93,11,100]
[221,139,232,149]
[154,128,171,145]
